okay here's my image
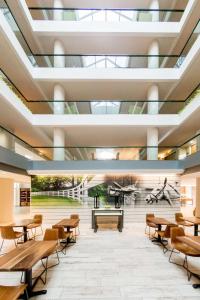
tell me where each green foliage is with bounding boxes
[31,175,83,192]
[88,183,107,197]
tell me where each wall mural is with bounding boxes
[31,174,180,207]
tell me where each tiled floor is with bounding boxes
[1,223,200,299]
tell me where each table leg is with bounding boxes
[151,224,161,243]
[24,226,28,243]
[67,227,76,243]
[94,216,98,233]
[25,269,47,298]
[194,224,199,236]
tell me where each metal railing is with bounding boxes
[0,1,199,69]
[1,67,200,115]
[28,7,184,22]
[0,125,200,161]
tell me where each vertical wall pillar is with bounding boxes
[54,0,63,20]
[54,84,65,114]
[196,177,200,217]
[0,178,14,223]
[150,0,159,22]
[53,128,65,160]
[54,40,65,68]
[147,128,158,160]
[147,84,159,114]
[148,40,159,68]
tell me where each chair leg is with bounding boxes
[40,257,49,285]
[0,240,4,252]
[20,272,24,283]
[14,240,17,248]
[183,255,191,281]
[56,249,60,264]
[145,225,147,234]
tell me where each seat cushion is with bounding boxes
[173,242,200,257]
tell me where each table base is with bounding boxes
[29,290,47,298]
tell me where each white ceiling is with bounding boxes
[35,36,176,55]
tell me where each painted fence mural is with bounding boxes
[31,174,181,208]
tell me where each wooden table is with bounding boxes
[55,219,78,243]
[184,217,200,236]
[0,240,57,298]
[151,217,174,243]
[92,209,124,232]
[0,219,33,243]
[177,236,200,289]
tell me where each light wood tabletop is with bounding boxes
[185,217,200,225]
[0,219,33,228]
[56,219,78,228]
[151,217,173,226]
[177,236,200,251]
[0,240,57,271]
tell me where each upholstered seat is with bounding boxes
[169,227,200,280]
[175,213,193,227]
[145,213,158,238]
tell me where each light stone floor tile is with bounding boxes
[1,223,200,300]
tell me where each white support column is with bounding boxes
[54,40,65,68]
[147,128,158,160]
[54,0,63,21]
[0,179,14,223]
[150,0,159,22]
[147,84,159,114]
[148,40,159,68]
[53,128,65,160]
[54,84,65,114]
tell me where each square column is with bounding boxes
[147,128,158,160]
[0,178,14,223]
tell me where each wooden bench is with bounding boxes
[0,284,27,300]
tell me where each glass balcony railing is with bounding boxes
[32,54,185,68]
[0,0,199,70]
[0,126,47,161]
[1,67,200,115]
[28,8,184,23]
[1,125,200,162]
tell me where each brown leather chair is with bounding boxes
[0,226,24,252]
[156,224,178,253]
[0,284,28,300]
[40,229,60,284]
[52,225,72,254]
[169,227,200,280]
[175,213,193,227]
[27,214,43,238]
[145,213,158,238]
[70,214,80,236]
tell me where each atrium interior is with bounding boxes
[1,0,200,299]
